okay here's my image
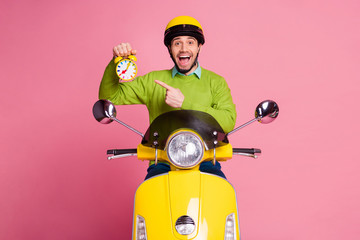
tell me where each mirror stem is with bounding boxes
[111,117,144,137]
[226,117,260,137]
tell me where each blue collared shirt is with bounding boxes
[171,63,202,79]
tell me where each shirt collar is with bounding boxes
[172,63,201,79]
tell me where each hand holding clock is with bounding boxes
[113,42,137,58]
[113,43,138,81]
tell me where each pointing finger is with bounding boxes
[155,80,173,90]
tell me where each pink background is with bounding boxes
[1,0,359,239]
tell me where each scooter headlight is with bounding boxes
[166,131,204,168]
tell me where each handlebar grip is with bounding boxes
[233,148,261,154]
[107,149,137,155]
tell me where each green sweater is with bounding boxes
[99,60,237,133]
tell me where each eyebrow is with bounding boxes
[172,36,196,41]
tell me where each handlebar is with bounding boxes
[107,149,137,160]
[233,148,261,158]
[107,149,137,155]
[233,148,261,154]
[106,148,261,160]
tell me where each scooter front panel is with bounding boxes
[132,171,240,239]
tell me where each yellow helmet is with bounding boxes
[164,16,205,46]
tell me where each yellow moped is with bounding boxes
[93,100,279,240]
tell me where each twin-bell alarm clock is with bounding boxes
[114,55,138,81]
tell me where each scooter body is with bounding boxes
[131,110,239,239]
[92,99,279,240]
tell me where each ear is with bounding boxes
[198,44,202,53]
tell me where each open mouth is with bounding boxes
[178,55,191,67]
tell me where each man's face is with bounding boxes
[169,36,202,75]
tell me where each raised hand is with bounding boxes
[113,42,137,58]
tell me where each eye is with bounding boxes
[172,41,181,47]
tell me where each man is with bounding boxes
[99,16,236,179]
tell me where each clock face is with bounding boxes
[116,59,138,81]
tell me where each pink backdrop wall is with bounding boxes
[1,0,359,239]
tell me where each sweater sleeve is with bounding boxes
[181,76,236,133]
[98,59,149,105]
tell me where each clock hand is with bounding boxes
[121,62,132,74]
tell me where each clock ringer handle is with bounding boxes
[114,55,137,64]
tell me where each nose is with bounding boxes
[180,43,186,51]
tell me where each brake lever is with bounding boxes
[107,153,137,160]
[232,152,258,159]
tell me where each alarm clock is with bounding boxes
[114,55,138,81]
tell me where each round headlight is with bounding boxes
[167,131,204,168]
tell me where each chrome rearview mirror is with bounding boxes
[93,99,117,124]
[92,99,144,137]
[227,100,279,136]
[255,100,279,124]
